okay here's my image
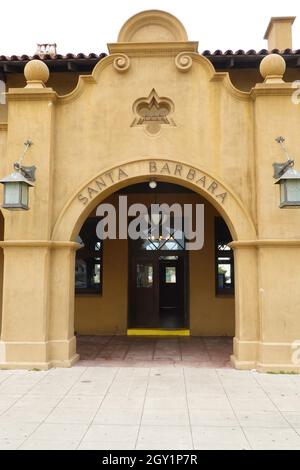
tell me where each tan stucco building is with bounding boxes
[0,10,300,372]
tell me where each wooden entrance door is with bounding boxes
[129,253,187,329]
[159,257,185,328]
[129,256,159,328]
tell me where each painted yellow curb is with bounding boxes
[127,329,190,337]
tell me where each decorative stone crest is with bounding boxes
[131,89,175,135]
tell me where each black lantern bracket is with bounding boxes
[13,140,36,183]
[273,136,294,179]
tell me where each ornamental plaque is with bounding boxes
[131,89,176,135]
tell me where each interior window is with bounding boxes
[75,217,103,295]
[215,217,234,296]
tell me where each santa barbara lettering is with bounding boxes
[77,160,227,206]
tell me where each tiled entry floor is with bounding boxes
[76,336,233,368]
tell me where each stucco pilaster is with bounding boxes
[0,244,51,368]
[230,240,300,372]
[248,74,300,371]
[0,87,69,369]
[229,244,259,369]
[251,83,300,240]
[256,243,300,372]
[48,245,79,366]
[0,241,79,369]
[5,88,57,240]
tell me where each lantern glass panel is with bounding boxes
[4,182,21,205]
[21,183,29,207]
[280,181,286,204]
[286,180,300,203]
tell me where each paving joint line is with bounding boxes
[215,368,253,450]
[183,366,195,450]
[75,365,120,450]
[15,366,89,450]
[134,366,151,450]
[251,371,300,438]
[0,368,53,449]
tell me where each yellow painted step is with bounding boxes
[127,329,190,337]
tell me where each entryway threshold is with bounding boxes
[127,329,190,336]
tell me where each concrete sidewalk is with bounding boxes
[0,365,300,450]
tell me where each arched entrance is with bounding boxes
[49,159,258,369]
[73,180,236,365]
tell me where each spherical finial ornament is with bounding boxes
[24,60,49,88]
[260,54,286,83]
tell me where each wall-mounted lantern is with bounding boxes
[273,137,300,208]
[0,140,36,210]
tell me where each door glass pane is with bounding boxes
[165,266,176,284]
[163,240,182,251]
[136,264,153,288]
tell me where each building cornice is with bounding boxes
[6,88,58,102]
[250,83,295,98]
[108,41,198,57]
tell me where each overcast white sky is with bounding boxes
[1,0,300,55]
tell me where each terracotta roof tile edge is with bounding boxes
[0,52,108,61]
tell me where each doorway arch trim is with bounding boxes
[52,158,256,242]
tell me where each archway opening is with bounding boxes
[73,181,235,366]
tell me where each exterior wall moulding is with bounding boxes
[108,42,198,57]
[7,88,57,102]
[230,240,300,248]
[0,241,80,250]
